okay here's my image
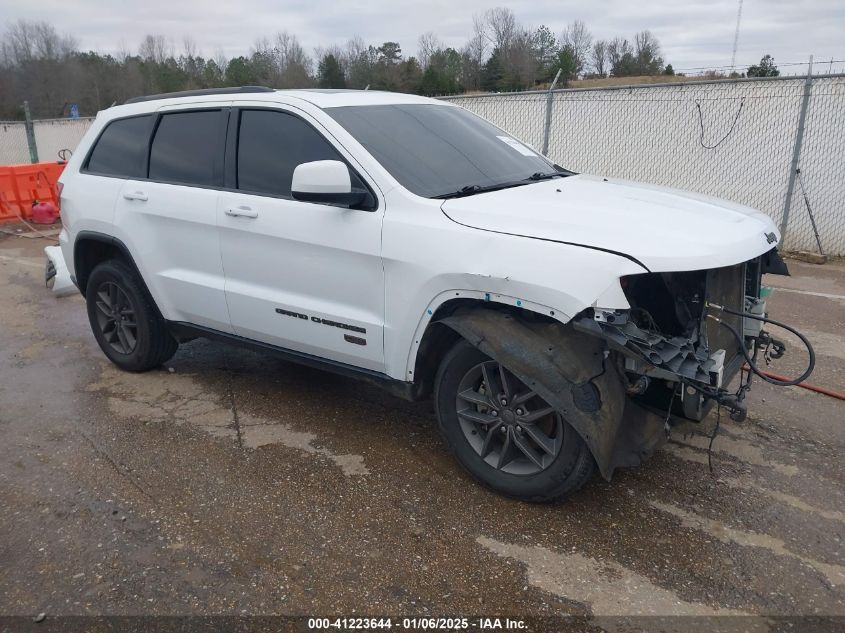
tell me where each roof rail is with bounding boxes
[124,86,274,105]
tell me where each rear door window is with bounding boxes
[85,115,152,178]
[149,110,223,186]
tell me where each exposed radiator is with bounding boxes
[705,263,746,361]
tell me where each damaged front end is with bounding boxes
[438,249,806,482]
[573,248,793,424]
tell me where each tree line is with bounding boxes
[0,9,777,120]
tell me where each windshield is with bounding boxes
[325,104,557,199]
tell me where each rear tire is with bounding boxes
[86,259,177,372]
[434,339,595,502]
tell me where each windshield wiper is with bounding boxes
[433,168,575,200]
[526,171,567,181]
[433,181,531,200]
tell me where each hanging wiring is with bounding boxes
[706,302,815,386]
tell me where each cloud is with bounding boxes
[3,0,843,72]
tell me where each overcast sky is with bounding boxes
[5,0,844,74]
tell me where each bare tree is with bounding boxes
[483,7,517,50]
[507,28,539,88]
[251,37,271,57]
[344,35,376,88]
[607,37,632,73]
[560,20,591,76]
[417,32,443,69]
[0,20,35,65]
[33,21,77,60]
[590,39,608,77]
[115,39,131,64]
[139,34,171,63]
[213,48,228,73]
[634,30,663,74]
[250,32,312,87]
[0,20,78,118]
[459,15,488,91]
[1,20,76,65]
[182,36,198,59]
[276,32,310,69]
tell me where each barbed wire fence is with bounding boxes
[442,72,845,256]
[1,71,843,255]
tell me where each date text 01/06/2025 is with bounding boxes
[307,616,528,630]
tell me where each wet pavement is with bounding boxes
[0,230,843,629]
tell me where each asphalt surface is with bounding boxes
[0,229,843,630]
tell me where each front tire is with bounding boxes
[86,260,177,372]
[434,339,595,502]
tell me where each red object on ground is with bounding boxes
[742,365,845,401]
[0,161,66,223]
[30,199,59,224]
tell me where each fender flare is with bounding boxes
[74,230,138,294]
[73,230,165,320]
[439,307,667,480]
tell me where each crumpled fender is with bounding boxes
[439,308,667,480]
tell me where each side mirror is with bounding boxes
[291,160,365,207]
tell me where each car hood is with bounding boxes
[440,174,780,272]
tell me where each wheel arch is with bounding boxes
[73,231,163,319]
[402,270,636,390]
[408,293,560,400]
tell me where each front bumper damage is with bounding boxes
[440,251,801,480]
[572,259,777,424]
[574,310,724,386]
[572,307,748,422]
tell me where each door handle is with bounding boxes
[123,191,148,202]
[225,205,258,219]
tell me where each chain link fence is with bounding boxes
[2,76,843,255]
[33,118,96,163]
[0,120,32,165]
[442,74,845,256]
[0,117,94,165]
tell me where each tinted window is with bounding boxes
[326,104,553,198]
[237,110,344,197]
[149,110,221,186]
[86,115,151,177]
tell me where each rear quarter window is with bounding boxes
[85,115,152,178]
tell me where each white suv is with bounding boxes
[58,86,798,501]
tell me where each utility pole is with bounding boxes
[730,0,744,75]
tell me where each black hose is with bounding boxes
[706,304,815,386]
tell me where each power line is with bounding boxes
[672,59,845,72]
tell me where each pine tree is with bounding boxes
[317,54,346,88]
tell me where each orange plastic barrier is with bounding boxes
[0,161,66,223]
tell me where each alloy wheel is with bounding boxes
[455,360,564,475]
[93,281,138,355]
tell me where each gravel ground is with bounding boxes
[0,230,843,632]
